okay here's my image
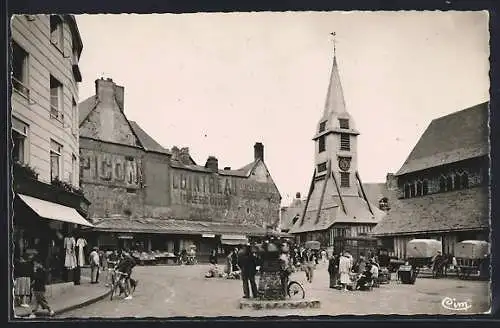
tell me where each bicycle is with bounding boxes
[287,280,305,299]
[109,269,135,300]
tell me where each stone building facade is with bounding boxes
[79,78,281,257]
[11,15,92,283]
[372,102,490,259]
[79,78,171,220]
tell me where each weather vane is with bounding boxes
[330,32,337,56]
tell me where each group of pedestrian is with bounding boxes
[328,251,381,291]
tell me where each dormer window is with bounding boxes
[319,121,326,133]
[339,119,349,129]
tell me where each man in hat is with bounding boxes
[237,244,258,298]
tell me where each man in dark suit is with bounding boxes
[237,245,258,299]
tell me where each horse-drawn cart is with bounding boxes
[398,239,442,284]
[455,240,490,280]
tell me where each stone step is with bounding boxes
[239,298,321,310]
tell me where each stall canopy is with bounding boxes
[221,234,248,245]
[18,194,94,227]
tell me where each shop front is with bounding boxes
[13,194,94,284]
[87,217,272,263]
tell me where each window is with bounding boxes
[12,42,29,98]
[439,175,446,192]
[453,174,461,190]
[50,75,63,120]
[446,176,453,191]
[423,179,429,195]
[461,173,469,189]
[340,134,350,151]
[416,180,423,196]
[318,135,325,153]
[50,15,64,51]
[317,162,327,173]
[409,182,415,198]
[404,184,410,198]
[72,98,78,136]
[340,172,350,187]
[50,139,62,181]
[339,119,349,129]
[12,117,29,163]
[319,121,326,132]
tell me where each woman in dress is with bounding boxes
[14,253,33,307]
[64,235,77,270]
[339,251,353,291]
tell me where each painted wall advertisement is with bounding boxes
[171,170,278,207]
[80,150,143,189]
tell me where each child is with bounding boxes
[28,259,54,318]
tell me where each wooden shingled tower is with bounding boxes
[290,34,385,241]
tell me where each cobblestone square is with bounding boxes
[60,263,490,318]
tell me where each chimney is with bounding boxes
[386,173,398,190]
[254,142,264,162]
[179,147,191,165]
[114,85,125,112]
[171,146,180,161]
[205,156,218,172]
[95,78,124,112]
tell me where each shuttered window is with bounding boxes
[340,172,350,187]
[340,134,350,151]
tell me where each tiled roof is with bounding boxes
[280,199,305,231]
[170,159,260,178]
[78,95,98,126]
[396,102,489,176]
[371,186,490,236]
[288,195,385,234]
[91,217,268,236]
[362,183,389,204]
[128,121,170,155]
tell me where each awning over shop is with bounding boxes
[221,234,248,245]
[18,194,94,227]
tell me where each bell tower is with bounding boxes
[289,34,385,240]
[311,35,361,203]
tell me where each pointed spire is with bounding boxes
[323,33,347,117]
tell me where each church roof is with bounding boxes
[323,56,347,116]
[288,195,385,234]
[396,102,489,176]
[371,186,489,236]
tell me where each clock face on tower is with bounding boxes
[338,157,351,171]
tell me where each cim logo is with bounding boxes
[441,297,472,311]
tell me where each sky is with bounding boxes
[74,11,490,206]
